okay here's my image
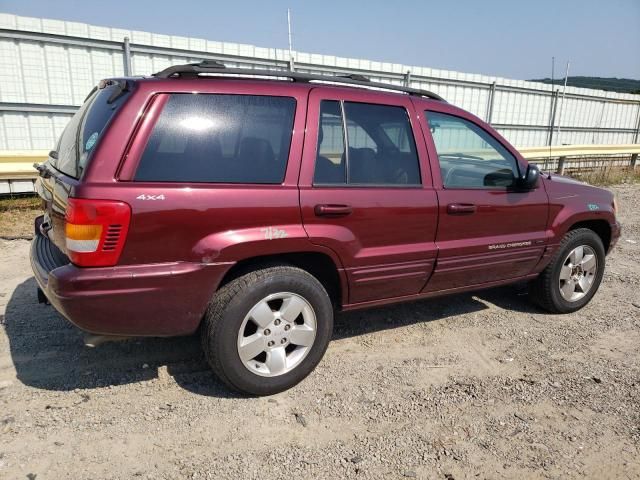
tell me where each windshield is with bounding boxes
[52,82,131,178]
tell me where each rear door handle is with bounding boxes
[314,204,353,217]
[447,203,477,215]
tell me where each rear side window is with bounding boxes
[313,101,421,186]
[135,94,296,184]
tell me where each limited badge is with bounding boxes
[85,132,99,150]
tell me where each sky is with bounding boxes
[1,0,639,80]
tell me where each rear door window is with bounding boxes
[314,100,346,184]
[134,94,296,184]
[313,101,421,186]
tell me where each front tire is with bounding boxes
[529,228,605,313]
[201,266,333,395]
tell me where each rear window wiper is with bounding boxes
[98,79,130,104]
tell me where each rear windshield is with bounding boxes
[134,94,296,184]
[52,82,130,178]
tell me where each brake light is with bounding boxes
[65,198,131,267]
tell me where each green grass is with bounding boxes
[568,167,640,186]
[0,195,41,238]
[0,195,41,211]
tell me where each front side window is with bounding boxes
[313,101,421,186]
[135,94,296,183]
[426,111,519,189]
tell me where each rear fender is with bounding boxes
[192,226,348,304]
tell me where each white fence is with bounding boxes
[0,12,639,151]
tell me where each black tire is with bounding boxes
[201,265,333,396]
[529,228,605,313]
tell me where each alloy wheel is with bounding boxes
[236,292,317,377]
[558,245,598,302]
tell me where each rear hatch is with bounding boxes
[35,80,131,255]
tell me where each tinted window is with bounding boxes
[426,112,519,189]
[313,101,421,186]
[344,102,420,185]
[54,83,130,178]
[381,121,412,153]
[135,94,296,183]
[346,118,376,152]
[314,100,346,184]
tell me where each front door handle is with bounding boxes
[447,203,477,215]
[314,204,353,217]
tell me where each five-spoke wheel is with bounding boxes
[558,245,598,302]
[237,293,317,377]
[201,266,333,396]
[530,228,605,313]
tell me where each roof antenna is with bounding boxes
[287,8,295,71]
[556,60,571,146]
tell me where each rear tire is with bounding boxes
[529,228,605,313]
[201,265,333,396]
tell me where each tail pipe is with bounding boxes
[36,287,49,305]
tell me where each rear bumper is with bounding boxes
[30,233,232,336]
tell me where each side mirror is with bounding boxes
[517,163,540,190]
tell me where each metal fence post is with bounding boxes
[631,153,638,170]
[547,89,559,146]
[123,37,132,76]
[404,70,412,88]
[557,156,566,174]
[486,81,496,123]
[634,103,640,144]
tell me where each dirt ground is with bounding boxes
[0,184,638,480]
[0,196,40,239]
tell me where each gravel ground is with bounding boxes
[0,184,639,480]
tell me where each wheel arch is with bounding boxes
[218,251,346,308]
[567,219,611,253]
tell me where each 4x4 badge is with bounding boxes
[136,194,165,201]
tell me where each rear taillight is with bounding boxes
[65,198,131,267]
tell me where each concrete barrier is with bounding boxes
[1,144,639,194]
[0,150,48,194]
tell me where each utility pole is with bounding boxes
[287,8,295,71]
[555,61,570,145]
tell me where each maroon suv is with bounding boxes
[31,62,621,395]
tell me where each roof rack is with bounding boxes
[152,61,445,101]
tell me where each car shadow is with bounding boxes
[3,277,540,398]
[333,281,539,340]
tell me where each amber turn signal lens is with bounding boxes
[65,223,102,240]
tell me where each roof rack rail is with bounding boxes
[152,62,445,101]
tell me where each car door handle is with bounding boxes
[314,204,353,217]
[447,203,477,215]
